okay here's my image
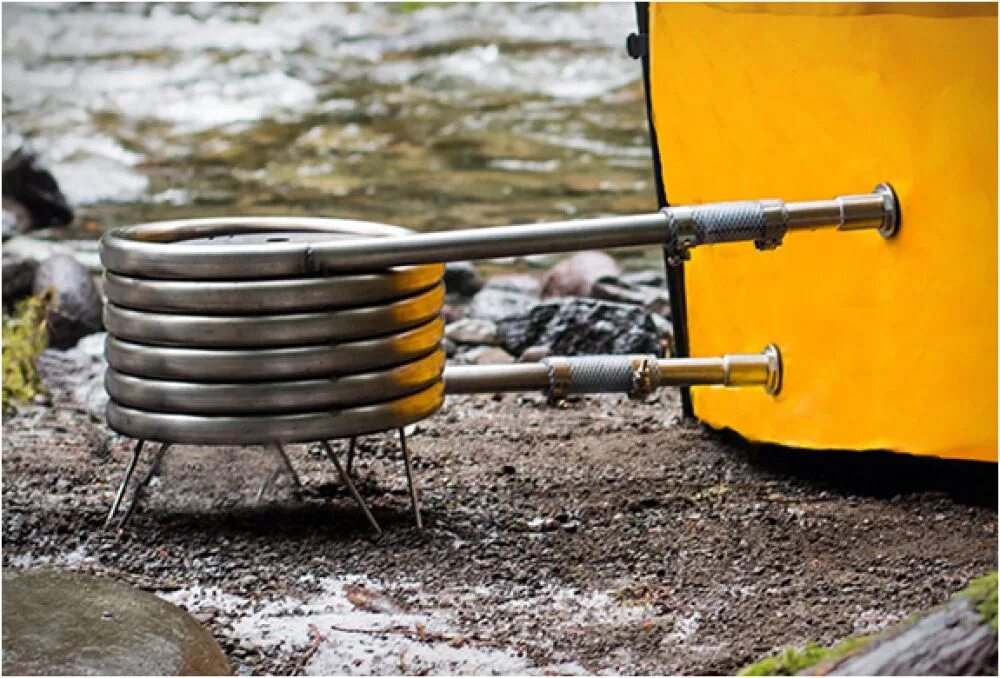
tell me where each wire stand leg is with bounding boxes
[120,442,171,527]
[399,428,423,529]
[256,443,303,502]
[106,439,145,527]
[321,440,382,536]
[346,437,356,477]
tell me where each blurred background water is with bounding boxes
[2,2,659,269]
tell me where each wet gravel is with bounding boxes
[2,356,996,675]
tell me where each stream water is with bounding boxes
[3,2,660,270]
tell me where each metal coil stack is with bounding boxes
[100,218,447,446]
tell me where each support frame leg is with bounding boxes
[399,428,423,529]
[105,439,145,527]
[119,442,171,527]
[321,440,382,536]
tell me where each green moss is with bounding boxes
[955,571,998,632]
[739,636,872,676]
[2,290,53,409]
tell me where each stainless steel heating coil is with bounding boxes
[103,284,444,347]
[103,317,444,381]
[101,218,449,444]
[100,189,896,444]
[106,382,445,446]
[105,349,445,415]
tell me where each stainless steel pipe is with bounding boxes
[100,185,899,277]
[443,346,781,398]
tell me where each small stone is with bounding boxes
[562,520,581,533]
[463,346,513,365]
[445,318,499,346]
[517,345,552,363]
[466,274,540,322]
[540,251,621,298]
[526,517,560,532]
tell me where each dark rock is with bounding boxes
[2,253,38,307]
[2,570,229,676]
[540,251,621,298]
[621,269,666,288]
[467,274,540,322]
[499,298,663,357]
[32,254,103,349]
[2,149,73,230]
[590,278,670,318]
[444,261,483,298]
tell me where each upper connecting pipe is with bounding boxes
[308,184,899,271]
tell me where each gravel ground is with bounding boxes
[2,351,996,675]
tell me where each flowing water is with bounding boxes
[2,2,660,269]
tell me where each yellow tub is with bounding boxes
[645,2,997,461]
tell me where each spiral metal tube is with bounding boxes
[101,219,447,445]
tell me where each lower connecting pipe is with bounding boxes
[443,346,782,399]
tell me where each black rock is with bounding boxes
[2,254,38,307]
[2,149,73,231]
[32,254,103,349]
[498,298,664,357]
[443,261,483,298]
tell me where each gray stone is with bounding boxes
[498,298,664,358]
[3,199,33,240]
[33,254,103,349]
[2,569,230,676]
[443,261,483,298]
[2,253,38,306]
[540,251,621,298]
[463,346,514,365]
[466,274,541,323]
[3,235,103,274]
[445,318,500,346]
[526,517,560,532]
[517,345,552,363]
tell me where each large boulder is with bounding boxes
[3,569,229,676]
[32,254,103,349]
[498,298,664,357]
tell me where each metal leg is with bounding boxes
[346,437,356,477]
[120,442,171,527]
[399,428,423,529]
[321,440,382,536]
[273,443,302,488]
[256,444,302,502]
[106,439,145,527]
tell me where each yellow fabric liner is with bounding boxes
[649,3,997,461]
